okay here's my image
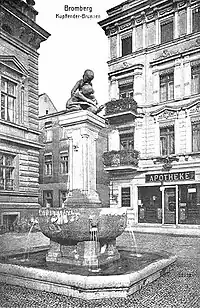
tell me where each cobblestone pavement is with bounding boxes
[0,232,200,308]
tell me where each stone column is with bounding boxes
[134,68,143,105]
[152,71,160,104]
[174,60,182,100]
[68,137,73,191]
[174,11,179,38]
[143,22,146,49]
[132,27,136,52]
[154,117,160,156]
[175,117,180,154]
[186,6,191,34]
[81,133,89,193]
[110,77,118,100]
[183,57,191,97]
[155,18,159,44]
[185,111,192,153]
[116,32,120,57]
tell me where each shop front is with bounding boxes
[137,171,200,226]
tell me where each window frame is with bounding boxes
[0,77,16,123]
[60,152,69,175]
[160,18,174,44]
[120,132,134,150]
[0,152,15,191]
[192,7,200,33]
[121,186,131,207]
[160,71,174,102]
[191,65,200,95]
[192,121,200,152]
[160,126,175,156]
[121,32,132,57]
[43,190,53,207]
[44,153,53,176]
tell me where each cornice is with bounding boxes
[0,4,50,50]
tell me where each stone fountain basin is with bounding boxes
[38,207,127,244]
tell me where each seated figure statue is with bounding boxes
[66,69,104,114]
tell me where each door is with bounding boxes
[164,187,176,224]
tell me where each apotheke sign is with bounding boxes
[145,171,195,183]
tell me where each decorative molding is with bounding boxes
[0,55,29,76]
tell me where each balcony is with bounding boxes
[102,149,139,172]
[0,179,14,191]
[105,98,138,124]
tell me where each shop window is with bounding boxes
[192,8,200,33]
[121,187,131,207]
[43,191,53,207]
[120,133,134,150]
[160,20,174,44]
[1,77,16,122]
[44,154,52,176]
[121,35,132,57]
[178,184,200,225]
[59,190,68,207]
[0,153,15,190]
[192,122,200,152]
[60,152,69,174]
[160,126,175,156]
[138,186,162,223]
[160,72,174,102]
[191,65,200,95]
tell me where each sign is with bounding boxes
[145,171,195,183]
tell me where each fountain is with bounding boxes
[0,110,176,300]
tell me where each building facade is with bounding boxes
[39,110,109,208]
[99,0,200,229]
[0,0,49,230]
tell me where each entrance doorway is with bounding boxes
[164,187,176,224]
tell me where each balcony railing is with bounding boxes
[102,149,139,168]
[105,98,137,116]
[0,179,14,190]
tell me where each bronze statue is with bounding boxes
[66,69,104,114]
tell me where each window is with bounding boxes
[44,154,52,176]
[160,126,175,156]
[121,35,132,57]
[2,214,18,232]
[119,78,133,99]
[191,65,200,95]
[160,72,174,102]
[43,191,53,207]
[0,153,15,190]
[59,190,68,206]
[192,8,200,33]
[120,133,134,150]
[1,77,16,122]
[121,187,131,207]
[192,122,200,152]
[44,121,52,142]
[60,153,69,174]
[160,20,174,44]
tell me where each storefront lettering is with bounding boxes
[145,171,195,183]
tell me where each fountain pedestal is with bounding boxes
[46,239,120,267]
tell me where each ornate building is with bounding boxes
[0,0,50,230]
[99,0,200,229]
